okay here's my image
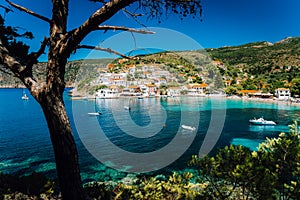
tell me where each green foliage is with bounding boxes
[84,182,113,200]
[0,172,57,198]
[291,78,300,96]
[258,121,300,199]
[224,86,238,95]
[190,121,300,200]
[209,38,300,68]
[241,78,257,90]
[190,145,266,199]
[113,172,204,200]
[191,76,203,84]
[0,15,32,65]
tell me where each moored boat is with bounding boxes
[181,125,196,131]
[88,112,101,116]
[21,93,29,100]
[124,106,131,110]
[249,117,276,125]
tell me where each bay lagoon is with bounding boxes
[0,88,299,183]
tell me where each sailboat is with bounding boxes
[21,89,29,100]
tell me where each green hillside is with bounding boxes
[208,37,300,67]
[205,37,300,93]
[208,37,300,79]
[1,37,299,94]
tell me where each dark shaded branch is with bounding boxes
[0,40,40,91]
[122,8,143,17]
[5,0,51,23]
[96,25,155,34]
[122,8,148,28]
[25,37,48,76]
[77,44,134,59]
[27,37,48,66]
[0,4,13,13]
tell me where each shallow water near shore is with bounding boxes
[0,88,299,182]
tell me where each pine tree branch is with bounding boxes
[24,37,48,77]
[77,44,135,59]
[0,4,13,13]
[122,8,143,17]
[121,8,148,29]
[96,25,155,34]
[5,0,51,23]
[0,40,39,91]
[27,37,48,67]
[65,0,137,57]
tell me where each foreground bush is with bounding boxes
[190,121,300,200]
[0,172,58,199]
[112,172,207,200]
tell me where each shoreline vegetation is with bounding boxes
[1,122,299,200]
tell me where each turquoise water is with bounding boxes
[0,88,300,182]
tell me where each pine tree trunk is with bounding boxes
[39,90,85,199]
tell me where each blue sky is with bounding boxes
[1,0,299,61]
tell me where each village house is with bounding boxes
[146,84,157,96]
[110,73,127,86]
[120,85,141,96]
[95,85,120,99]
[97,73,111,85]
[156,78,167,86]
[186,83,208,96]
[275,88,291,100]
[97,73,127,86]
[167,86,182,96]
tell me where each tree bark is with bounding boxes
[39,89,85,200]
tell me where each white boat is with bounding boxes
[181,125,196,131]
[124,106,131,110]
[21,93,29,100]
[249,117,276,125]
[21,89,29,100]
[88,112,101,116]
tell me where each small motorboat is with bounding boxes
[249,117,276,125]
[181,125,196,131]
[124,106,131,110]
[21,93,29,100]
[88,112,101,116]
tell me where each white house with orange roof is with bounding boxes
[186,83,208,96]
[110,73,127,86]
[146,84,157,96]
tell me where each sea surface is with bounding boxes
[0,88,300,183]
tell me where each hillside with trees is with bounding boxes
[1,37,299,96]
[207,37,300,94]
